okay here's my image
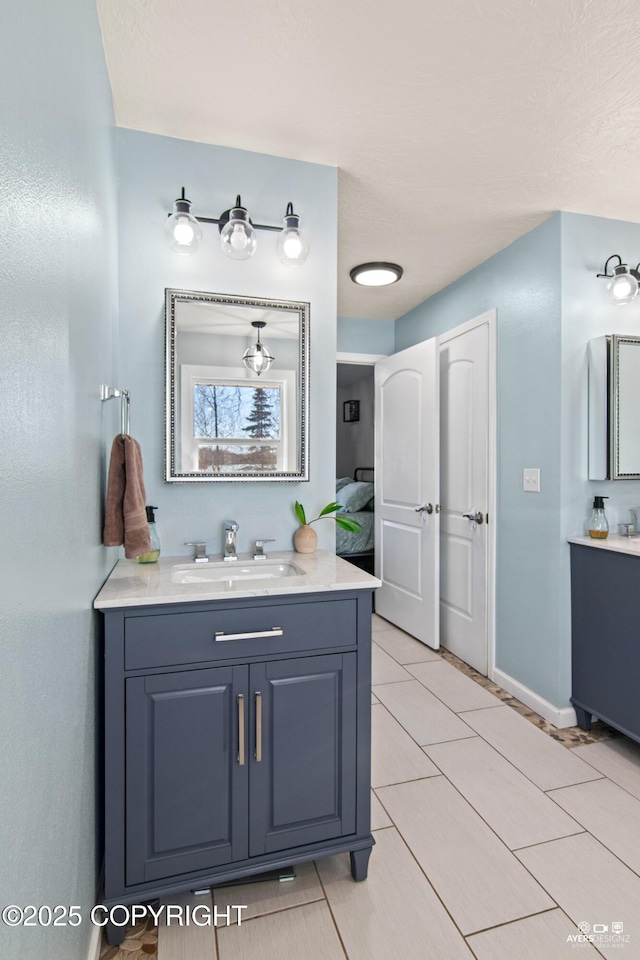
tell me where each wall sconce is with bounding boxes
[597,255,640,305]
[166,188,309,265]
[343,400,360,422]
[243,321,275,376]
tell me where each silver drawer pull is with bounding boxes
[215,626,283,642]
[237,694,245,766]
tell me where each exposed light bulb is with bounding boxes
[276,203,309,266]
[220,197,257,260]
[165,190,202,255]
[608,265,639,305]
[230,223,250,250]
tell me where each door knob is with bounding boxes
[463,510,484,524]
[415,503,434,514]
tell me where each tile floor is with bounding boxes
[100,613,640,960]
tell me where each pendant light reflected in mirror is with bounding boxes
[243,321,275,376]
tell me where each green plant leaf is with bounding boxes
[294,501,307,525]
[318,501,342,518]
[335,515,362,533]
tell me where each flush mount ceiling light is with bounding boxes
[350,262,403,286]
[597,255,640,305]
[166,188,309,265]
[243,321,275,376]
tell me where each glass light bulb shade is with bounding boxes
[243,341,274,376]
[609,268,639,305]
[276,226,309,265]
[220,215,257,260]
[165,211,202,255]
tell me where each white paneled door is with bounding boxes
[374,340,440,647]
[439,319,490,674]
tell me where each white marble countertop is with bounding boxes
[568,534,640,557]
[94,550,381,610]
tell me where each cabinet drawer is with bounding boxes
[124,598,358,670]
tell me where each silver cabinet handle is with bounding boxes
[215,627,283,642]
[237,694,245,766]
[255,691,263,763]
[414,503,433,514]
[463,511,484,524]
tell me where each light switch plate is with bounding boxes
[523,468,541,492]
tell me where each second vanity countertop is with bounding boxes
[94,550,381,610]
[568,534,640,558]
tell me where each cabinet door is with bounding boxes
[249,653,357,857]
[125,665,248,884]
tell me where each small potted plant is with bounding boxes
[293,500,361,554]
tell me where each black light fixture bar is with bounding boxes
[169,189,282,233]
[597,254,640,281]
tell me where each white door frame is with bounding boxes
[439,309,497,679]
[337,352,387,365]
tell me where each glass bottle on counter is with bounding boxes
[588,495,609,540]
[136,505,161,562]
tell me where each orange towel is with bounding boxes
[103,435,152,559]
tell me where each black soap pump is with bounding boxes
[588,496,609,540]
[136,505,161,563]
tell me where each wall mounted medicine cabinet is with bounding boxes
[588,334,640,480]
[165,289,309,482]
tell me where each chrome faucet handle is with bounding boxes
[185,541,209,563]
[253,538,275,560]
[224,519,239,531]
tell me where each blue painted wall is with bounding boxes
[116,130,337,555]
[0,1,118,958]
[338,316,395,355]
[396,215,565,707]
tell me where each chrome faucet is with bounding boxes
[223,520,239,561]
[185,541,209,563]
[253,538,275,560]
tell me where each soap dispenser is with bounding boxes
[588,496,609,540]
[136,505,161,563]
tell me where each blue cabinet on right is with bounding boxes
[569,540,640,742]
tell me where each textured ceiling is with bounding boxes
[97,0,640,320]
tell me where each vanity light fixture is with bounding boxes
[597,255,640,305]
[166,188,309,265]
[243,321,275,376]
[350,262,403,286]
[165,188,203,255]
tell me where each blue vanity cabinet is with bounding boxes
[101,589,374,946]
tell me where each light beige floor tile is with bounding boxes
[212,861,323,924]
[370,790,392,829]
[158,891,217,960]
[371,613,396,632]
[463,706,602,791]
[516,833,640,959]
[377,777,554,934]
[466,908,600,959]
[549,777,640,875]
[216,900,345,960]
[317,827,473,960]
[373,628,442,664]
[425,737,582,849]
[371,704,440,787]
[371,644,413,684]
[373,680,476,745]
[407,660,499,712]
[573,738,640,801]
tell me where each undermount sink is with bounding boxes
[171,559,306,585]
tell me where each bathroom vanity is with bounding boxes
[569,536,640,742]
[94,551,379,946]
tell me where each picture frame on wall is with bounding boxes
[343,399,360,423]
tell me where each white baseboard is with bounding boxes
[491,668,577,729]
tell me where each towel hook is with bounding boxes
[101,384,130,436]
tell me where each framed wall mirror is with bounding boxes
[589,334,640,480]
[165,289,309,482]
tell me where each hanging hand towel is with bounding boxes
[103,435,152,559]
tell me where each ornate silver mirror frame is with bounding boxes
[165,288,309,482]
